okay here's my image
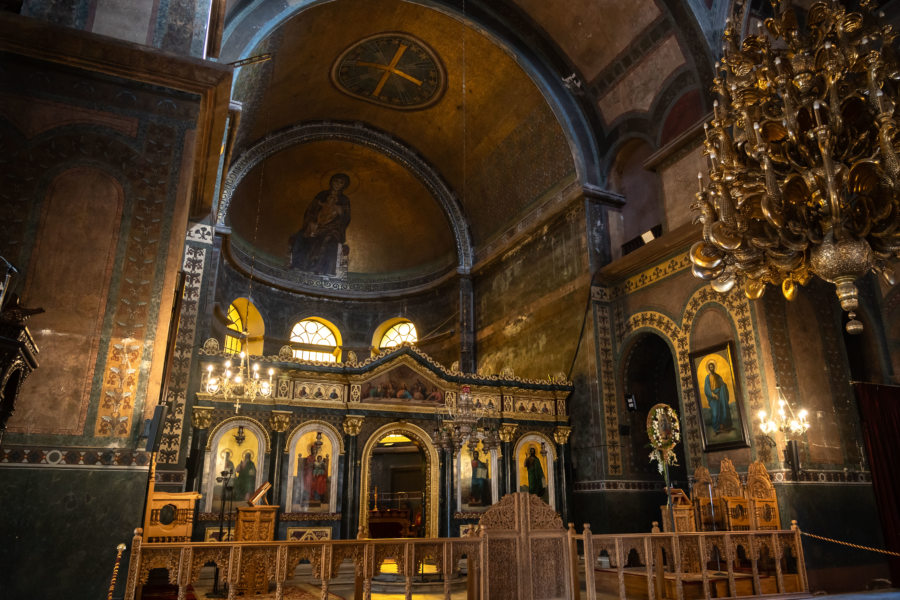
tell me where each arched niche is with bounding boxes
[359,422,439,538]
[455,438,499,512]
[513,433,557,509]
[284,420,343,513]
[620,331,686,482]
[204,417,268,511]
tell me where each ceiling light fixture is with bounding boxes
[690,0,899,333]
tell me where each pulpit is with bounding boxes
[143,455,201,542]
[236,505,278,595]
[235,505,278,541]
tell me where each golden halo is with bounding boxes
[319,169,359,195]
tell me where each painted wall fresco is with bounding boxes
[359,365,444,405]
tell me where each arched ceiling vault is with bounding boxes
[219,0,712,296]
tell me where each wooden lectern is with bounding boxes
[235,483,278,594]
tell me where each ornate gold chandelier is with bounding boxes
[690,0,900,333]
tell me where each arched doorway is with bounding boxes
[621,333,688,486]
[359,422,439,538]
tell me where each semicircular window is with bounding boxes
[332,33,446,110]
[290,318,341,363]
[378,319,418,349]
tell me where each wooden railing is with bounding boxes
[568,521,809,600]
[123,529,484,600]
[123,522,809,600]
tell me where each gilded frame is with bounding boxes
[689,341,750,451]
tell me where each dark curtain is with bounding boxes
[854,382,900,585]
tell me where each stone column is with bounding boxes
[554,426,572,525]
[459,275,475,374]
[187,406,214,493]
[439,446,454,537]
[498,423,518,497]
[268,411,292,509]
[341,415,364,539]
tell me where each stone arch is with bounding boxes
[284,419,344,454]
[619,329,685,477]
[204,416,269,511]
[621,312,697,470]
[358,421,440,538]
[206,415,271,451]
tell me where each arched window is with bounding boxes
[374,318,418,351]
[290,318,341,362]
[224,304,243,355]
[223,298,265,356]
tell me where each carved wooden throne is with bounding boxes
[717,457,751,530]
[747,460,781,530]
[478,492,570,600]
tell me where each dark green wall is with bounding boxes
[0,467,146,600]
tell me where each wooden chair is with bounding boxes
[717,458,751,531]
[747,460,781,530]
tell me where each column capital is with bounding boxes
[343,415,364,436]
[191,406,214,430]
[553,425,572,445]
[498,422,518,443]
[268,410,292,433]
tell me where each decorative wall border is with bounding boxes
[594,303,622,475]
[573,479,666,492]
[158,240,208,464]
[0,446,151,468]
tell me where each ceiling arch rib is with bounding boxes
[219,0,602,192]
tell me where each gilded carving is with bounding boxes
[552,426,572,445]
[202,338,220,353]
[268,410,291,433]
[342,415,364,436]
[278,345,293,361]
[191,406,213,430]
[350,384,361,403]
[498,423,518,443]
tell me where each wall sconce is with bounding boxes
[233,425,245,446]
[758,387,810,480]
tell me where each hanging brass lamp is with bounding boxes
[690,0,900,333]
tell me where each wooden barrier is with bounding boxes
[123,492,807,600]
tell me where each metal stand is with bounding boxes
[209,469,233,598]
[663,460,675,534]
